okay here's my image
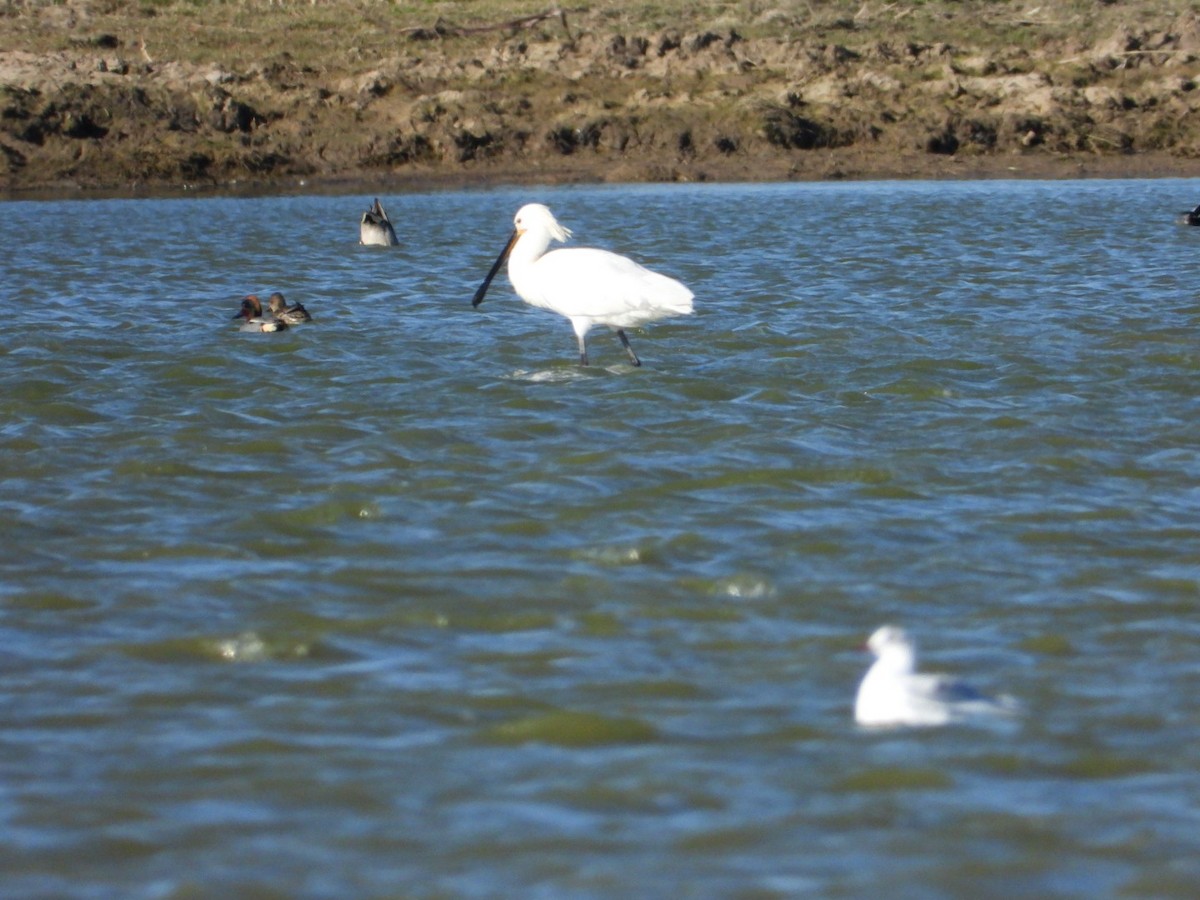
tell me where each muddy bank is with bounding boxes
[4,3,1200,195]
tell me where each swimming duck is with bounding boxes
[1180,204,1200,226]
[232,294,287,333]
[471,203,694,367]
[360,198,398,246]
[267,292,313,324]
[854,625,1016,727]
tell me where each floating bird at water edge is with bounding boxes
[471,203,694,367]
[267,291,313,324]
[232,294,287,333]
[854,625,1018,728]
[1179,203,1200,226]
[360,198,398,246]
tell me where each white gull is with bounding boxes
[855,625,1017,728]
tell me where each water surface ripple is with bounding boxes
[2,180,1200,897]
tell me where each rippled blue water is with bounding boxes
[3,179,1200,897]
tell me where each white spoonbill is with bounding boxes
[471,203,694,366]
[855,625,1018,728]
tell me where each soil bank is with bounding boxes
[4,1,1200,196]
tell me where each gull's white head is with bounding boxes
[514,203,572,243]
[866,625,917,671]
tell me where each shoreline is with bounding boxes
[7,150,1200,203]
[6,3,1200,201]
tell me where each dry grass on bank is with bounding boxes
[2,0,1191,76]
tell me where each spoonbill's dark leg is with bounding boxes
[577,333,590,367]
[617,330,642,367]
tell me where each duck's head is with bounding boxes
[233,294,263,320]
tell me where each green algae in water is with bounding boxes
[483,709,659,747]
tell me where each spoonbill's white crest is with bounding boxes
[471,203,694,367]
[855,626,1017,728]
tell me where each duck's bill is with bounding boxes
[471,230,518,308]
